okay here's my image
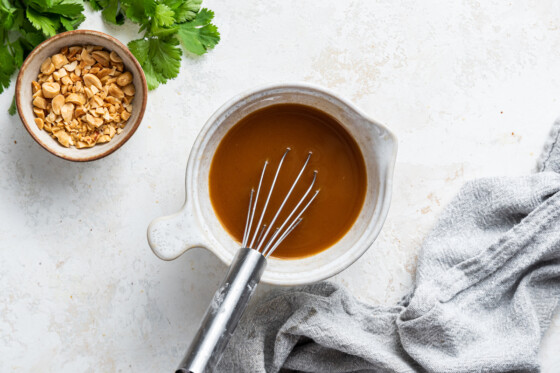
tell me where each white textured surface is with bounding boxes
[1,1,559,371]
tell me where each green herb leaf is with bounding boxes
[8,8,26,33]
[10,39,24,66]
[19,29,46,49]
[1,0,220,101]
[151,25,179,38]
[101,0,125,25]
[128,38,157,88]
[87,0,104,11]
[190,6,214,26]
[123,0,156,24]
[154,4,175,28]
[37,0,85,18]
[0,44,16,94]
[176,8,219,55]
[151,37,182,79]
[8,95,16,115]
[128,38,149,63]
[0,0,18,30]
[128,37,182,89]
[60,14,85,30]
[140,59,160,91]
[26,7,59,37]
[165,0,201,23]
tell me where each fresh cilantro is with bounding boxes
[101,0,125,25]
[123,0,155,25]
[129,37,182,89]
[9,38,23,66]
[0,0,219,114]
[154,4,175,28]
[28,0,84,18]
[176,9,219,56]
[60,14,86,31]
[87,0,104,11]
[0,44,17,93]
[86,0,220,90]
[171,0,202,23]
[26,8,60,37]
[1,0,86,113]
[8,95,15,115]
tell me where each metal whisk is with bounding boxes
[176,148,319,373]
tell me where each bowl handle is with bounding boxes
[365,118,398,170]
[147,201,208,260]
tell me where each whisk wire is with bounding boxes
[261,170,318,257]
[266,218,303,257]
[248,148,290,248]
[255,152,312,252]
[243,148,319,258]
[255,224,267,247]
[246,160,268,248]
[241,189,254,248]
[264,189,320,257]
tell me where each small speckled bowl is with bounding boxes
[148,83,398,286]
[15,30,148,162]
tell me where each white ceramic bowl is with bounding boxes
[16,30,147,162]
[148,83,397,286]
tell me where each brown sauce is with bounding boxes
[209,104,367,259]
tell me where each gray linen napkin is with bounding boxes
[216,119,560,373]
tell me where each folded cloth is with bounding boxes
[216,119,560,373]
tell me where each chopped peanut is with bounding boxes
[51,54,69,69]
[31,81,41,93]
[65,93,86,106]
[52,68,67,81]
[34,118,44,130]
[33,96,47,109]
[42,82,60,98]
[122,84,135,96]
[92,51,110,66]
[109,51,122,63]
[108,84,124,99]
[116,71,132,87]
[51,94,65,115]
[61,103,74,123]
[83,73,102,90]
[33,107,45,119]
[64,61,78,72]
[31,45,135,148]
[40,57,55,75]
[54,130,72,147]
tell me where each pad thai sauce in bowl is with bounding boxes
[209,104,367,259]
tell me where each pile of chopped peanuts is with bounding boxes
[32,45,135,148]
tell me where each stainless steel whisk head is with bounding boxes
[176,149,319,373]
[242,147,319,257]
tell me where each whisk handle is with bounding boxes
[176,247,267,373]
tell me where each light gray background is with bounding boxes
[1,1,559,371]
